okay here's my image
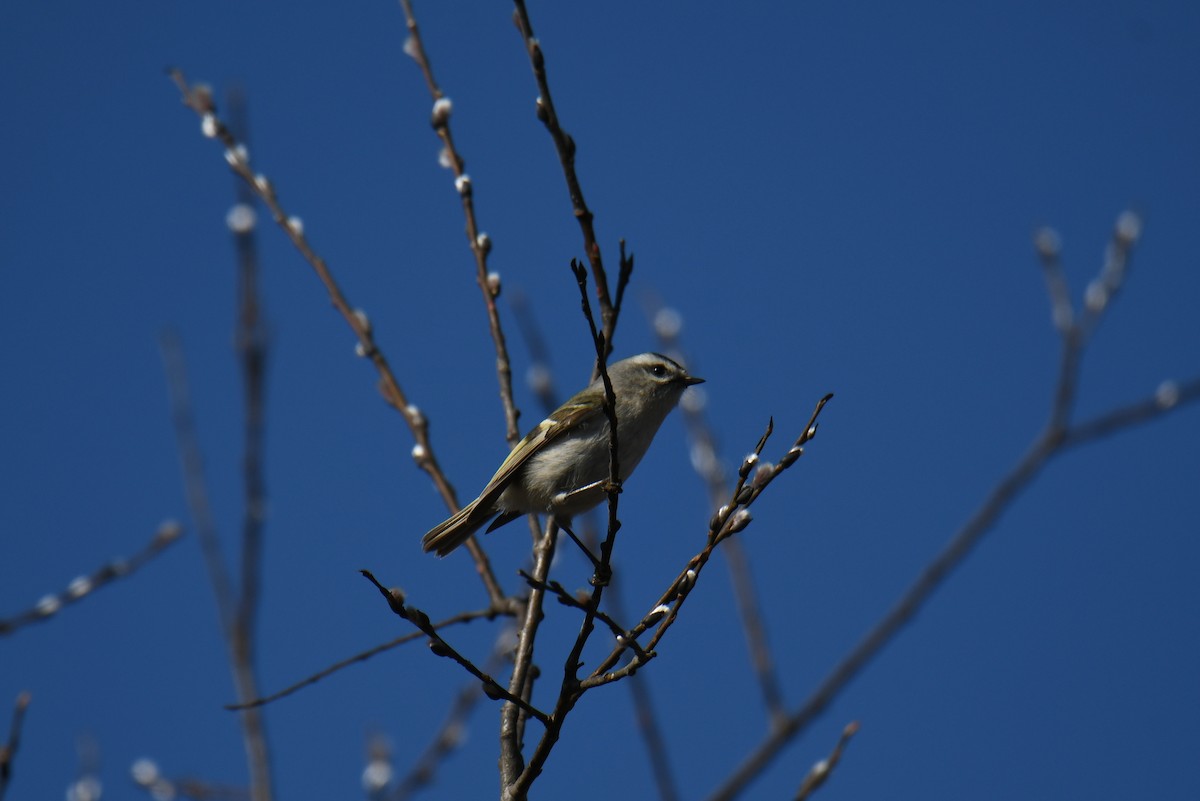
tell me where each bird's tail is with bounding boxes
[421,499,495,557]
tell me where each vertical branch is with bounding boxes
[499,522,557,794]
[512,1,622,357]
[511,294,679,800]
[161,331,237,634]
[226,90,275,801]
[397,0,522,447]
[506,262,622,800]
[605,586,681,801]
[168,70,507,608]
[650,301,787,727]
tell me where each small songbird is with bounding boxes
[422,352,704,556]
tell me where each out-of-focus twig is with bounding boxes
[389,643,507,801]
[131,757,250,801]
[705,213,1200,801]
[225,89,274,801]
[793,721,858,801]
[0,692,31,801]
[162,331,273,801]
[605,582,681,801]
[167,69,507,609]
[397,0,522,448]
[0,522,183,637]
[649,299,788,728]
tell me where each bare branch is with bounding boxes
[397,0,522,448]
[793,721,859,801]
[227,607,501,711]
[705,218,1200,801]
[225,90,274,801]
[359,571,549,727]
[650,300,788,726]
[167,69,506,608]
[390,644,506,801]
[511,1,621,356]
[0,522,183,637]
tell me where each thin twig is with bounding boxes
[704,214,1200,801]
[605,581,681,801]
[499,522,558,793]
[226,608,503,710]
[391,644,507,801]
[161,329,237,632]
[511,1,620,357]
[0,692,31,801]
[162,330,273,801]
[510,290,679,800]
[167,70,506,608]
[650,299,788,727]
[0,523,183,636]
[360,571,549,727]
[583,398,831,692]
[397,0,522,448]
[226,90,274,801]
[793,721,859,801]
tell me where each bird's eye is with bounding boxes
[650,363,667,378]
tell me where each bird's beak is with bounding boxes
[683,375,705,386]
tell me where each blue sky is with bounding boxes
[2,2,1198,800]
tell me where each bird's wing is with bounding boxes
[471,394,602,514]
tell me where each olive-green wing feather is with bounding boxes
[421,393,602,556]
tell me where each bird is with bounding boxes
[422,352,703,556]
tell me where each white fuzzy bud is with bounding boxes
[352,308,372,335]
[412,443,428,462]
[680,384,706,413]
[454,174,472,195]
[689,441,717,476]
[36,594,60,616]
[223,143,248,167]
[487,272,501,297]
[67,776,103,801]
[403,35,418,59]
[286,216,304,236]
[200,113,218,138]
[1033,227,1061,259]
[67,576,92,599]
[131,758,160,787]
[438,146,452,169]
[653,307,683,339]
[476,231,492,254]
[1114,210,1142,245]
[646,603,672,623]
[1156,380,1180,409]
[225,203,257,234]
[253,173,272,194]
[406,404,425,426]
[354,342,368,358]
[361,760,393,792]
[431,97,453,127]
[752,462,774,487]
[1084,279,1107,312]
[728,508,753,534]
